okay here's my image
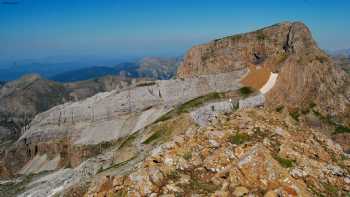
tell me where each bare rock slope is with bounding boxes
[86,108,350,197]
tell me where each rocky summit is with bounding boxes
[178,22,350,126]
[0,22,350,197]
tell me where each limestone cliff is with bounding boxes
[177,22,350,126]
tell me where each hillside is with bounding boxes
[0,74,145,144]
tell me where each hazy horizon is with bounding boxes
[1,0,350,64]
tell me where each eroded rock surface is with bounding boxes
[86,108,350,196]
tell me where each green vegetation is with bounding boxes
[229,132,250,145]
[135,81,156,87]
[114,189,128,197]
[143,128,165,144]
[274,156,295,168]
[215,34,242,42]
[190,179,220,193]
[239,86,253,98]
[289,111,300,122]
[155,92,226,123]
[118,132,138,149]
[312,109,350,134]
[143,124,173,144]
[256,30,266,41]
[98,156,136,173]
[323,183,338,195]
[276,52,288,65]
[183,151,193,161]
[275,106,284,113]
[334,125,350,134]
[178,92,225,113]
[167,170,180,180]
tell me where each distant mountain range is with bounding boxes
[0,57,182,82]
[329,48,350,57]
[329,48,350,74]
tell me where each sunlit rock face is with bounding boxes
[178,21,350,126]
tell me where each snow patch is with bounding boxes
[260,72,278,94]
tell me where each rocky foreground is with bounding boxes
[86,108,350,197]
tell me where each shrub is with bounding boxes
[229,133,250,145]
[190,179,219,193]
[183,151,192,161]
[275,106,284,113]
[289,111,300,122]
[276,52,288,65]
[239,87,253,97]
[274,156,295,168]
[334,125,350,134]
[167,170,180,180]
[256,30,266,41]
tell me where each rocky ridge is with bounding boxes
[86,108,350,197]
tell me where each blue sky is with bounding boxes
[0,0,349,61]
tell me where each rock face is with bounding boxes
[0,74,69,142]
[1,70,244,177]
[85,108,350,196]
[0,74,146,143]
[177,22,350,125]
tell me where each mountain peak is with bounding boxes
[177,21,349,126]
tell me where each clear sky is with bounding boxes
[0,0,349,61]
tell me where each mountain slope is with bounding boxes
[0,74,69,142]
[177,21,350,126]
[0,74,144,144]
[86,108,350,197]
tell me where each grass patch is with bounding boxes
[143,129,164,144]
[98,156,136,173]
[167,170,181,180]
[256,30,266,41]
[118,132,138,149]
[229,132,250,145]
[274,156,295,168]
[115,189,128,197]
[312,109,350,134]
[155,92,225,123]
[239,87,253,98]
[178,92,225,113]
[334,125,350,134]
[182,151,192,161]
[276,52,288,65]
[323,183,338,195]
[289,111,300,122]
[215,34,242,42]
[142,124,173,145]
[135,81,156,87]
[275,106,284,113]
[190,179,220,193]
